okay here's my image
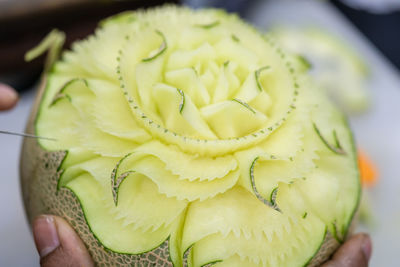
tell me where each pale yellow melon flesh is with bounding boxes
[21,78,346,266]
[20,6,360,267]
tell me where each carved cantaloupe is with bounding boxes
[20,6,360,266]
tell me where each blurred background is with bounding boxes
[0,0,399,266]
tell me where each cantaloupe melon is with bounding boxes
[20,6,360,266]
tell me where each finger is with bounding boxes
[33,215,94,267]
[323,233,372,267]
[0,83,18,111]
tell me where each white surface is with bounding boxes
[0,0,399,266]
[0,89,39,267]
[248,0,400,266]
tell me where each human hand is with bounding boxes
[0,83,18,111]
[33,214,371,267]
[33,215,94,267]
[322,233,372,267]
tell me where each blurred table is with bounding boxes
[0,89,38,266]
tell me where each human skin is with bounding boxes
[0,83,371,267]
[0,84,18,111]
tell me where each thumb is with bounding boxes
[322,233,372,267]
[33,215,94,267]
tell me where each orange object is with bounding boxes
[358,150,378,187]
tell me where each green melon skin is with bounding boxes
[20,6,360,267]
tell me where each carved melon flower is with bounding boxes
[32,6,360,266]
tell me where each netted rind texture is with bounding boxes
[21,6,360,267]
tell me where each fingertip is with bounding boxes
[32,215,60,258]
[0,83,19,111]
[32,215,94,267]
[329,232,371,267]
[360,233,372,261]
